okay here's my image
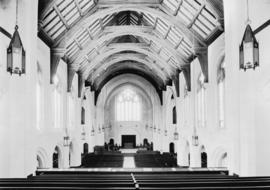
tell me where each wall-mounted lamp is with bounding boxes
[164,129,168,136]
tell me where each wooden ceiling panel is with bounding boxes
[38,0,224,88]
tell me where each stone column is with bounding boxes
[190,145,201,168]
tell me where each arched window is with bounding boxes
[201,146,207,168]
[217,58,225,128]
[54,76,62,128]
[116,88,141,121]
[81,107,85,124]
[36,82,41,130]
[183,84,189,127]
[197,74,206,127]
[36,62,42,130]
[172,106,177,124]
[68,94,75,129]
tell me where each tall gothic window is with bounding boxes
[36,62,42,130]
[68,93,75,129]
[197,74,206,127]
[36,82,41,130]
[116,88,141,121]
[172,106,177,124]
[217,58,225,128]
[54,76,61,128]
[183,84,189,127]
[81,107,85,124]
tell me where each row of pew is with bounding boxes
[1,170,270,189]
[135,151,177,167]
[81,153,123,167]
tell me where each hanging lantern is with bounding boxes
[173,126,179,140]
[153,125,156,132]
[150,125,153,130]
[239,24,259,71]
[102,124,105,132]
[98,125,101,133]
[173,131,179,140]
[81,131,86,140]
[145,124,148,130]
[91,125,95,136]
[192,126,199,146]
[158,128,161,134]
[63,136,70,147]
[7,25,25,75]
[192,135,199,146]
[164,129,168,136]
[63,127,70,147]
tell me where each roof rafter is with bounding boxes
[82,43,174,79]
[53,5,206,48]
[91,53,169,80]
[70,25,188,66]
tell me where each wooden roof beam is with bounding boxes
[53,4,70,29]
[81,43,174,78]
[74,0,83,16]
[173,0,183,16]
[187,3,205,29]
[53,6,206,48]
[71,25,188,65]
[85,27,93,40]
[164,26,171,39]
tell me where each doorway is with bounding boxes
[169,142,175,154]
[122,135,136,148]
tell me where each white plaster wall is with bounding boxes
[224,0,270,176]
[0,0,38,178]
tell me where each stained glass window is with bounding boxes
[116,88,141,121]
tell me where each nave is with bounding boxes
[1,0,270,188]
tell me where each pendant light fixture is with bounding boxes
[7,0,25,75]
[239,0,259,71]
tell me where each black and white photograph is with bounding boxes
[0,0,270,189]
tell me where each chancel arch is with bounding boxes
[103,84,153,147]
[96,74,162,149]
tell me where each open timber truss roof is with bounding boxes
[38,0,224,100]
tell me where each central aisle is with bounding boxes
[123,156,135,168]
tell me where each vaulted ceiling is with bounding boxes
[38,0,224,100]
